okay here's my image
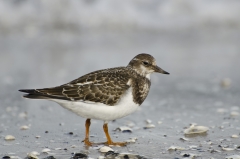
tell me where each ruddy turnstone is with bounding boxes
[19,53,169,146]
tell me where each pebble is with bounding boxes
[180,153,200,158]
[145,119,152,124]
[99,146,114,153]
[222,147,235,151]
[2,156,11,159]
[29,151,40,156]
[72,153,88,159]
[5,135,15,141]
[20,125,29,130]
[35,136,41,139]
[143,124,155,129]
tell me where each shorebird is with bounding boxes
[19,53,169,146]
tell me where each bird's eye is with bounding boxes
[142,61,149,66]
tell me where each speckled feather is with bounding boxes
[20,67,150,105]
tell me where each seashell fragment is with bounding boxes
[114,126,132,133]
[231,134,239,138]
[99,146,114,153]
[126,137,137,143]
[42,148,51,153]
[27,152,39,159]
[230,111,239,117]
[145,119,152,124]
[5,135,15,141]
[168,146,185,151]
[143,124,155,129]
[225,155,240,159]
[179,137,189,141]
[221,78,231,88]
[35,136,41,139]
[20,125,29,130]
[222,147,235,151]
[29,151,40,156]
[184,125,209,135]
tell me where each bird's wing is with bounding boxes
[20,67,131,106]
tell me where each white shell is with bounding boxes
[225,155,240,159]
[144,124,155,129]
[184,125,209,135]
[145,119,152,124]
[179,137,189,141]
[27,152,39,159]
[42,148,51,153]
[157,121,162,124]
[168,146,185,151]
[231,134,239,138]
[230,111,239,116]
[99,146,114,153]
[222,147,235,151]
[29,151,40,156]
[114,126,132,132]
[20,125,29,130]
[126,137,137,143]
[221,78,231,88]
[5,135,15,141]
[55,148,62,150]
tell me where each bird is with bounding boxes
[19,53,169,146]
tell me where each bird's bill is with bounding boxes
[154,66,170,75]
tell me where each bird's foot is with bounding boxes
[82,138,94,146]
[104,141,127,147]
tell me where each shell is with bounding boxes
[143,124,155,129]
[222,147,235,151]
[27,152,39,159]
[168,146,185,151]
[99,146,114,153]
[231,134,239,138]
[5,135,15,141]
[126,137,137,143]
[42,148,51,153]
[184,125,209,135]
[225,155,240,159]
[20,125,29,130]
[114,126,132,133]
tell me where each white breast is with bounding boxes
[50,87,139,122]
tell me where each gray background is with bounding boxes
[0,0,240,158]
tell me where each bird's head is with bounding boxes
[128,53,169,77]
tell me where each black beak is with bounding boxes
[154,66,170,75]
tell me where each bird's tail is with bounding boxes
[19,89,49,99]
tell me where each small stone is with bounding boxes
[69,132,73,135]
[145,119,152,124]
[179,137,189,141]
[27,152,39,159]
[35,136,41,139]
[54,148,61,150]
[29,151,40,156]
[72,153,88,159]
[125,137,137,143]
[5,135,15,141]
[45,131,48,133]
[2,156,11,159]
[222,147,235,151]
[157,121,162,124]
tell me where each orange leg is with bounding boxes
[103,122,127,146]
[83,119,93,146]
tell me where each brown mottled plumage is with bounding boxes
[19,53,169,147]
